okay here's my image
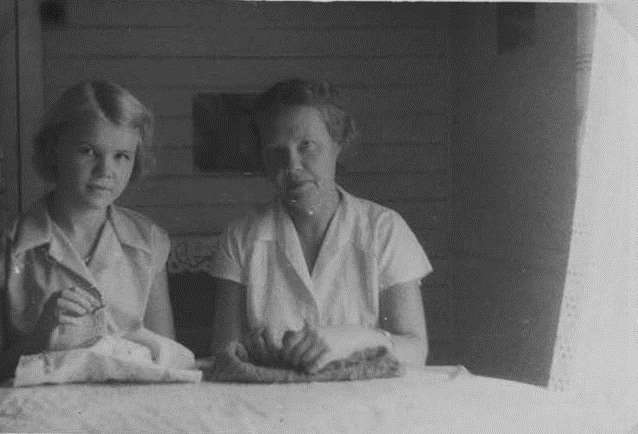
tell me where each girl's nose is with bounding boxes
[94,155,114,177]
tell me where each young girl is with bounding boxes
[0,81,176,379]
[211,79,431,373]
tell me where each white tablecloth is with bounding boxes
[0,366,599,433]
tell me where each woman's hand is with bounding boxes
[280,324,329,373]
[243,327,282,367]
[280,324,391,374]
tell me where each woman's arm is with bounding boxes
[143,266,176,339]
[379,278,428,366]
[281,278,427,372]
[211,278,284,365]
[210,278,246,355]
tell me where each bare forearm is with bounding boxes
[210,279,245,356]
[317,325,427,366]
[385,332,428,367]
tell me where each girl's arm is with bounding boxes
[143,266,176,339]
[0,295,58,380]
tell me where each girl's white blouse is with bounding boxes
[1,197,170,339]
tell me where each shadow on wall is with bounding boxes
[450,3,581,386]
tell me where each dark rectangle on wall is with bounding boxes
[192,93,262,174]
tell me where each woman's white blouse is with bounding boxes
[211,187,432,340]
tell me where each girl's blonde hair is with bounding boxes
[33,80,154,183]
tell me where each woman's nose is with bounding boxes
[286,149,302,171]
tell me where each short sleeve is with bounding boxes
[209,222,244,284]
[151,224,171,276]
[376,210,432,290]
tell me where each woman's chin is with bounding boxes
[283,194,321,216]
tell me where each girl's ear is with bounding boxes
[47,138,61,182]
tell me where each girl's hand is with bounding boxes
[55,286,103,325]
[243,327,282,367]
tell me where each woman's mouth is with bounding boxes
[286,180,313,194]
[88,184,112,193]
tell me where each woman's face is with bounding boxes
[261,105,341,213]
[54,118,139,211]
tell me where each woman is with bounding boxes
[211,79,431,373]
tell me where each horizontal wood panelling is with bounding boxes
[120,171,447,207]
[44,27,443,58]
[344,143,448,173]
[339,171,448,201]
[119,176,275,207]
[151,147,194,175]
[45,58,447,89]
[46,85,450,118]
[152,114,448,149]
[62,1,448,29]
[126,202,448,255]
[151,142,447,176]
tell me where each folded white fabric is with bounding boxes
[14,332,202,387]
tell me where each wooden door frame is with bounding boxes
[16,0,46,213]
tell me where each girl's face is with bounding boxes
[54,118,139,211]
[261,105,341,214]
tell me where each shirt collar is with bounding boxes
[11,196,54,256]
[11,196,152,256]
[108,205,153,255]
[254,185,354,242]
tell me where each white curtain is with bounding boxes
[549,2,638,431]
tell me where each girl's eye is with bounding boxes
[116,152,132,161]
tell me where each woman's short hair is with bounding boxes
[253,78,358,152]
[33,80,154,183]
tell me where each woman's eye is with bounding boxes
[116,152,132,161]
[78,146,95,156]
[299,141,314,153]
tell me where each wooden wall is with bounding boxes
[40,1,454,362]
[450,4,580,385]
[0,1,18,229]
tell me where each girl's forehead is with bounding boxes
[64,118,140,150]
